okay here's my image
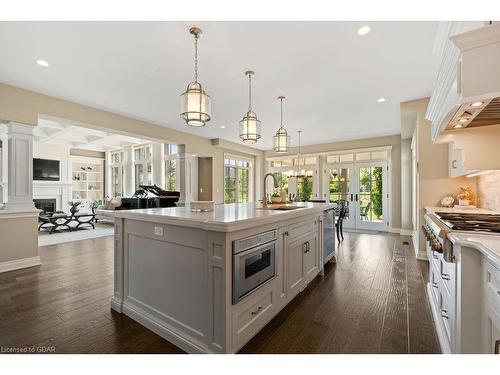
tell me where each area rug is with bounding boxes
[38,222,114,247]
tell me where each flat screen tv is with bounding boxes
[33,158,60,181]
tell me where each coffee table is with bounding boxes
[38,212,96,234]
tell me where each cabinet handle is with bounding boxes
[432,282,438,288]
[441,273,451,281]
[251,306,262,316]
[303,242,310,253]
[433,253,439,260]
[441,309,449,319]
[452,160,457,169]
[283,231,289,236]
[495,340,500,354]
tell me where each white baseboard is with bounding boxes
[400,229,414,236]
[0,256,41,273]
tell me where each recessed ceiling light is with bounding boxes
[36,59,49,67]
[453,124,463,128]
[358,26,371,36]
[377,97,386,103]
[192,154,197,157]
[471,101,484,107]
[220,125,226,129]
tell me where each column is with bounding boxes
[5,122,36,212]
[123,146,134,196]
[151,142,164,188]
[177,144,186,204]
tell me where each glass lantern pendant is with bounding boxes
[273,96,290,153]
[180,27,211,127]
[239,71,261,144]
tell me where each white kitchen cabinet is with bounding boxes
[286,236,306,299]
[483,302,500,354]
[448,143,477,178]
[303,232,319,284]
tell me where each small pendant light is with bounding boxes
[273,96,290,153]
[239,70,261,144]
[180,27,212,127]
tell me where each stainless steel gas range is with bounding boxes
[423,211,500,263]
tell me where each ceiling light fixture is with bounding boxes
[220,125,226,129]
[36,59,49,67]
[288,130,310,180]
[458,117,469,123]
[471,101,484,107]
[453,124,463,128]
[377,97,386,103]
[358,26,371,36]
[273,96,291,153]
[180,27,211,127]
[239,70,261,144]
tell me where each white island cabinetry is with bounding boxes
[110,202,334,353]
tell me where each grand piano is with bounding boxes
[116,185,180,210]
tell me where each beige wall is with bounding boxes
[70,148,106,159]
[198,157,213,201]
[477,170,500,213]
[0,82,264,204]
[0,214,38,264]
[265,134,402,229]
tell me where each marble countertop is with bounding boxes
[109,202,336,232]
[448,232,500,269]
[425,206,497,214]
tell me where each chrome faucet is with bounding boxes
[263,173,278,206]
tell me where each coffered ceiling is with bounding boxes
[0,21,442,149]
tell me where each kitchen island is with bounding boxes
[110,202,335,353]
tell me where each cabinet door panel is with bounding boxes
[483,302,500,354]
[287,238,304,299]
[303,233,318,283]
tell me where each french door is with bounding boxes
[324,161,388,231]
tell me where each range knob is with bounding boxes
[431,240,442,252]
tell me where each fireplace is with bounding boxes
[34,199,57,214]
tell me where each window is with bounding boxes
[224,156,252,204]
[164,143,178,191]
[134,145,152,190]
[267,156,318,202]
[109,151,124,197]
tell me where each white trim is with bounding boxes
[0,256,41,273]
[400,229,414,236]
[266,145,393,161]
[427,283,452,354]
[388,227,401,234]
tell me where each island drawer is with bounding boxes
[287,217,319,241]
[484,260,500,311]
[232,284,276,350]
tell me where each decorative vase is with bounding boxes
[458,199,471,206]
[271,196,282,204]
[70,205,79,215]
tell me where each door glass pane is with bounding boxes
[135,164,144,190]
[224,166,237,203]
[328,168,351,221]
[358,166,383,223]
[371,151,388,160]
[339,153,354,163]
[356,152,370,161]
[297,173,313,202]
[239,168,249,203]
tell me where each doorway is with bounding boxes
[324,157,389,232]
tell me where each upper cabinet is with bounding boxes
[426,22,500,141]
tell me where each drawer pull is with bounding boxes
[441,310,449,319]
[441,273,451,281]
[433,253,439,260]
[251,306,263,316]
[432,282,438,288]
[495,340,500,354]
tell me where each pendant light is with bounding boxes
[289,130,307,179]
[239,70,261,144]
[273,96,290,153]
[180,27,211,127]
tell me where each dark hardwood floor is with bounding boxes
[0,232,440,354]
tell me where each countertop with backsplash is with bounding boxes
[424,206,497,214]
